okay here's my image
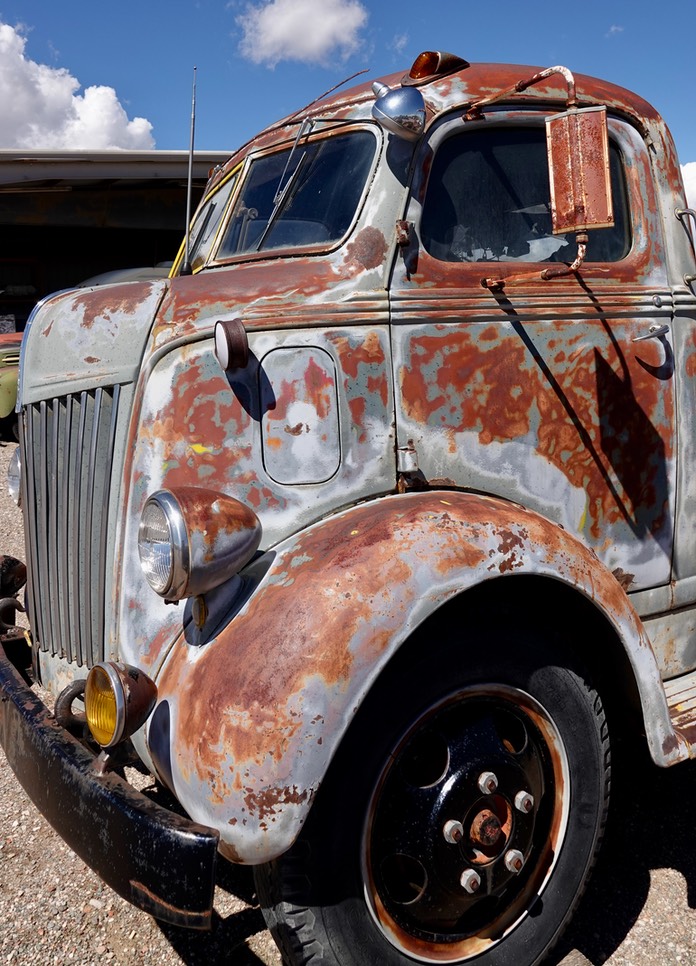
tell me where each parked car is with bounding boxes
[0,331,21,440]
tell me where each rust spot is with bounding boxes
[243,784,310,820]
[612,567,635,591]
[662,732,679,757]
[71,282,159,324]
[344,226,387,271]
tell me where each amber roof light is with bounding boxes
[402,51,470,86]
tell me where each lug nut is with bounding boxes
[460,869,481,894]
[477,771,498,795]
[504,849,525,874]
[514,791,534,814]
[443,820,464,844]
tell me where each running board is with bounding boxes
[664,669,696,754]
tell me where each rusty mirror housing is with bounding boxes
[546,105,614,235]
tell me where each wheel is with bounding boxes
[254,627,610,966]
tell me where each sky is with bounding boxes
[0,1,694,204]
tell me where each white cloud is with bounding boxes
[0,21,154,149]
[683,163,696,211]
[389,33,409,57]
[237,0,368,68]
[605,25,624,38]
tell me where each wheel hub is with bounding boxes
[364,686,569,962]
[469,808,503,851]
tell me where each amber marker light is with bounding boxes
[409,51,441,79]
[402,51,470,86]
[85,662,157,750]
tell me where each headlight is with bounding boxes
[138,492,188,598]
[84,661,157,749]
[138,487,262,600]
[7,445,20,506]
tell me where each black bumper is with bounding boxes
[0,643,219,929]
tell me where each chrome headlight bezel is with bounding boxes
[138,491,190,599]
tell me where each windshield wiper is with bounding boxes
[253,118,314,252]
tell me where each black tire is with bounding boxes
[254,626,610,966]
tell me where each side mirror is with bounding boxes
[371,82,426,141]
[546,105,614,235]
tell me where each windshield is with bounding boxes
[216,130,376,258]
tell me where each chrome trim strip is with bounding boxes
[95,385,120,666]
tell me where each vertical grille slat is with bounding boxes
[85,389,103,667]
[24,387,121,669]
[37,403,52,657]
[48,400,67,662]
[95,385,120,666]
[24,408,46,658]
[59,396,74,662]
[73,391,89,666]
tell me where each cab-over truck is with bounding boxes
[2,50,696,966]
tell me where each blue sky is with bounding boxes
[0,1,694,196]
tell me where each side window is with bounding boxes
[187,172,239,271]
[420,128,630,264]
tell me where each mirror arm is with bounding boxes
[541,233,588,278]
[481,232,589,291]
[464,65,577,121]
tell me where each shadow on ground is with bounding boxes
[158,861,271,966]
[549,750,696,964]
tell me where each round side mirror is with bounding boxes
[371,82,426,141]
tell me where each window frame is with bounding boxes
[403,108,666,290]
[208,124,381,267]
[419,124,630,266]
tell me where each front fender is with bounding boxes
[150,490,676,864]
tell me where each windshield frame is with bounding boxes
[207,123,381,267]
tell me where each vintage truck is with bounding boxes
[1,50,695,966]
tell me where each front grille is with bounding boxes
[23,387,121,667]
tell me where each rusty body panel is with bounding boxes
[391,108,677,596]
[140,490,678,864]
[117,320,395,681]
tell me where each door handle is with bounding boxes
[632,324,670,343]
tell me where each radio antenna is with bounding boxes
[181,65,197,276]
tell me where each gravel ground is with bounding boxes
[0,438,696,965]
